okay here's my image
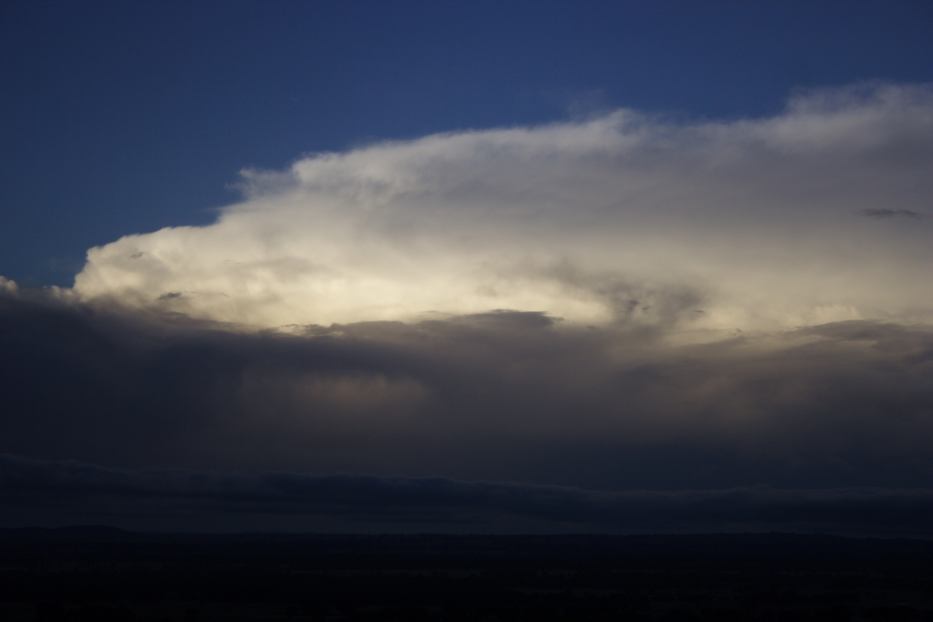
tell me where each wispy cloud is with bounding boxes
[860,208,922,219]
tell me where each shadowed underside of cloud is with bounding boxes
[72,83,933,331]
[3,452,933,536]
[3,289,933,503]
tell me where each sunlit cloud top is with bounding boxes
[72,83,933,332]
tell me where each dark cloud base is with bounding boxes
[3,289,933,532]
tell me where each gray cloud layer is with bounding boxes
[71,83,933,332]
[3,287,933,499]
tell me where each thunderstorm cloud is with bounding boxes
[5,83,933,532]
[72,83,933,333]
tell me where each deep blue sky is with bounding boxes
[3,0,933,286]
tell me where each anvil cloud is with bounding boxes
[73,83,933,333]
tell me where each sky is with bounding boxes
[3,1,933,534]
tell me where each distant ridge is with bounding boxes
[3,529,933,558]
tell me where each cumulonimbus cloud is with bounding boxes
[4,289,933,493]
[71,83,933,333]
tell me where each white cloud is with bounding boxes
[0,276,18,296]
[73,83,933,333]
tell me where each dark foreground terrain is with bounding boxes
[2,529,933,621]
